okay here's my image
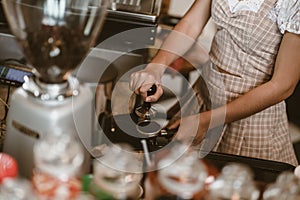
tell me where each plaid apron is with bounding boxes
[201,0,298,166]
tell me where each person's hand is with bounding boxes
[129,63,164,102]
[170,112,210,146]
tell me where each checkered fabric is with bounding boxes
[205,0,298,166]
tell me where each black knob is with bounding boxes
[147,84,157,96]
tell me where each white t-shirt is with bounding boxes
[227,0,300,34]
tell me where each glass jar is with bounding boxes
[145,143,209,200]
[263,171,300,200]
[0,177,37,199]
[207,163,260,200]
[31,130,85,200]
[90,144,143,200]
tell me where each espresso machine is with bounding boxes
[2,0,108,178]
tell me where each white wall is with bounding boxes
[165,0,217,51]
[167,0,195,17]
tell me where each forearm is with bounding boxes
[148,0,212,76]
[151,19,206,66]
[203,81,279,129]
[225,81,287,124]
[204,79,298,132]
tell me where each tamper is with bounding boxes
[135,84,157,121]
[135,84,161,138]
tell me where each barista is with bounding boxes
[129,0,300,166]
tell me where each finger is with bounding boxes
[133,82,156,100]
[130,72,141,91]
[166,119,180,130]
[139,83,155,94]
[173,130,193,143]
[130,71,154,93]
[129,74,135,91]
[144,84,164,102]
[134,88,141,95]
[145,88,163,102]
[139,83,154,100]
[130,76,146,95]
[173,115,200,142]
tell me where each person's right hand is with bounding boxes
[129,63,165,102]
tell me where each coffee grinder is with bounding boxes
[2,0,108,178]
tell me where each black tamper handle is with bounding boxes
[147,84,157,96]
[144,84,157,109]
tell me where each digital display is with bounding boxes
[0,65,32,84]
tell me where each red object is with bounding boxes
[0,153,18,183]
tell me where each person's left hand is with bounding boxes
[168,112,210,146]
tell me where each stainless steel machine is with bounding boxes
[78,0,164,150]
[98,0,162,48]
[2,0,109,178]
